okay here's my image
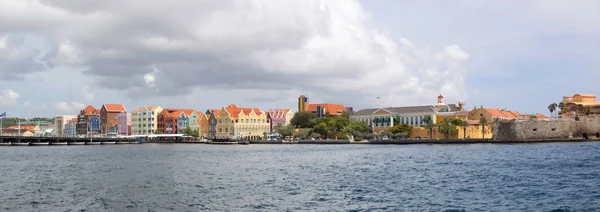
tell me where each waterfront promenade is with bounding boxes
[0,136,138,146]
[1,135,597,146]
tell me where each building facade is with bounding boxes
[63,118,77,137]
[176,109,198,134]
[116,112,131,135]
[131,106,163,135]
[207,109,220,139]
[157,108,183,134]
[191,112,209,138]
[100,104,127,134]
[76,105,100,135]
[54,115,76,137]
[298,95,309,112]
[308,103,347,117]
[215,104,270,140]
[267,109,294,132]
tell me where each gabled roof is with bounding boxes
[225,108,243,118]
[81,105,97,115]
[132,107,143,112]
[351,108,379,116]
[145,106,160,110]
[103,104,126,112]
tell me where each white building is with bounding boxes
[54,115,77,137]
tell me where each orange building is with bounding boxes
[100,104,127,134]
[308,103,346,117]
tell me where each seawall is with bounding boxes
[493,115,600,141]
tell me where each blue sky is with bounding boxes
[0,0,598,117]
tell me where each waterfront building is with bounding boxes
[131,106,163,135]
[176,109,199,134]
[100,104,127,134]
[3,126,37,136]
[267,109,294,132]
[108,119,118,135]
[116,112,131,135]
[298,95,309,112]
[215,104,270,140]
[206,109,220,139]
[191,112,209,138]
[63,118,77,137]
[76,105,100,135]
[308,103,347,117]
[54,115,76,137]
[157,108,187,134]
[351,106,437,133]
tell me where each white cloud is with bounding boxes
[0,0,472,109]
[55,101,85,113]
[0,89,20,107]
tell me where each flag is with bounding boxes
[0,112,5,117]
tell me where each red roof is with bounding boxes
[8,126,36,131]
[438,94,444,99]
[308,104,346,115]
[81,105,97,115]
[103,104,126,112]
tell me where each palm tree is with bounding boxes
[459,119,470,139]
[548,103,557,119]
[479,117,488,139]
[558,102,565,114]
[423,119,436,139]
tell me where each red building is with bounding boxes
[100,104,127,134]
[157,108,182,134]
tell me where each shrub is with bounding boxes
[354,137,363,141]
[339,134,348,139]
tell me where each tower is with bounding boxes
[437,94,445,106]
[298,95,309,112]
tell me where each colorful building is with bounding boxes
[191,112,209,138]
[215,104,270,140]
[100,104,127,134]
[54,115,76,137]
[308,103,347,117]
[562,94,600,114]
[206,109,220,139]
[116,111,131,135]
[131,106,163,135]
[267,109,294,132]
[76,105,100,135]
[157,108,186,134]
[176,109,198,134]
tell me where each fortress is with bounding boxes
[493,115,600,140]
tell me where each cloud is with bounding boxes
[0,0,471,108]
[0,89,20,107]
[55,101,85,113]
[81,85,95,101]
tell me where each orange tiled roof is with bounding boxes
[308,103,347,115]
[103,104,126,112]
[210,109,221,117]
[179,109,195,117]
[145,106,160,110]
[225,108,243,117]
[81,105,97,115]
[227,104,238,109]
[132,107,143,112]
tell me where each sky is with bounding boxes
[0,0,598,118]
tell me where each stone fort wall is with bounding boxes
[493,115,600,140]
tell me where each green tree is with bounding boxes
[479,117,488,139]
[423,118,436,139]
[180,126,194,136]
[190,130,200,138]
[342,121,369,138]
[548,103,557,119]
[295,129,310,139]
[558,102,566,114]
[275,124,294,137]
[327,115,350,137]
[438,119,457,139]
[389,124,412,136]
[312,122,330,137]
[290,112,316,128]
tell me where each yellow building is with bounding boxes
[562,94,600,113]
[298,95,309,113]
[216,104,270,139]
[131,106,163,135]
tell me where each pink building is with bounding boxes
[116,112,131,135]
